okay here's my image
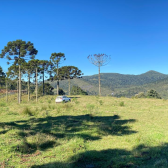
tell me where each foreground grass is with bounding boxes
[0,95,168,167]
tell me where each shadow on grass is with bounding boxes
[0,130,8,134]
[69,96,81,99]
[31,143,168,168]
[0,114,136,154]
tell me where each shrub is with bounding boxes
[99,100,103,105]
[70,85,88,95]
[147,89,161,99]
[22,107,34,116]
[119,101,124,107]
[0,102,6,107]
[58,88,65,95]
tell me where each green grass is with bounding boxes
[1,95,168,167]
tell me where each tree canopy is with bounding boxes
[0,40,38,103]
[70,85,88,95]
[147,89,162,99]
[0,40,38,64]
[38,83,54,95]
[58,66,83,95]
[50,52,66,95]
[0,66,6,87]
[87,53,110,96]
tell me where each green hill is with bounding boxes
[50,78,113,96]
[82,70,168,89]
[114,77,168,99]
[49,70,168,98]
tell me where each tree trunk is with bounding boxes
[36,68,38,102]
[28,72,30,102]
[98,66,101,96]
[17,78,19,103]
[6,80,8,102]
[68,78,70,95]
[19,65,21,104]
[43,69,44,96]
[57,64,59,95]
[57,80,59,95]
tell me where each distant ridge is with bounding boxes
[49,70,168,98]
[82,70,168,89]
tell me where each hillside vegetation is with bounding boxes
[1,95,168,167]
[50,70,168,98]
[83,70,168,89]
[114,77,168,98]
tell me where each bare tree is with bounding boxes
[87,53,110,96]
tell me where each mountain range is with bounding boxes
[50,70,168,98]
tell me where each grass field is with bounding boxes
[0,95,168,167]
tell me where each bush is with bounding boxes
[70,85,88,95]
[0,102,6,107]
[147,89,161,99]
[22,107,34,116]
[119,101,124,106]
[58,88,65,95]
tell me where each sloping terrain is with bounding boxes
[82,70,168,90]
[53,78,113,96]
[114,77,168,99]
[49,70,168,98]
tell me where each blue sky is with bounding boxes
[1,0,168,76]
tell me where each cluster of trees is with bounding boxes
[38,84,65,95]
[0,40,83,103]
[134,89,162,99]
[70,85,88,95]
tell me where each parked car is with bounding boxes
[55,95,71,103]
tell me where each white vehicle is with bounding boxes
[55,95,71,103]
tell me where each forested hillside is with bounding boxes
[82,70,168,90]
[50,78,112,96]
[50,70,168,98]
[114,77,168,99]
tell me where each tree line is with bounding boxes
[0,40,83,103]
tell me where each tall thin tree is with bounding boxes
[7,65,19,102]
[23,61,35,101]
[50,52,65,95]
[38,60,50,96]
[0,40,38,104]
[87,53,110,96]
[5,77,8,102]
[27,59,40,102]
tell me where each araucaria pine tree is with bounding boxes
[0,40,38,104]
[58,66,83,95]
[87,53,110,96]
[50,52,66,95]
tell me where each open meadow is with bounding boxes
[1,95,168,167]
